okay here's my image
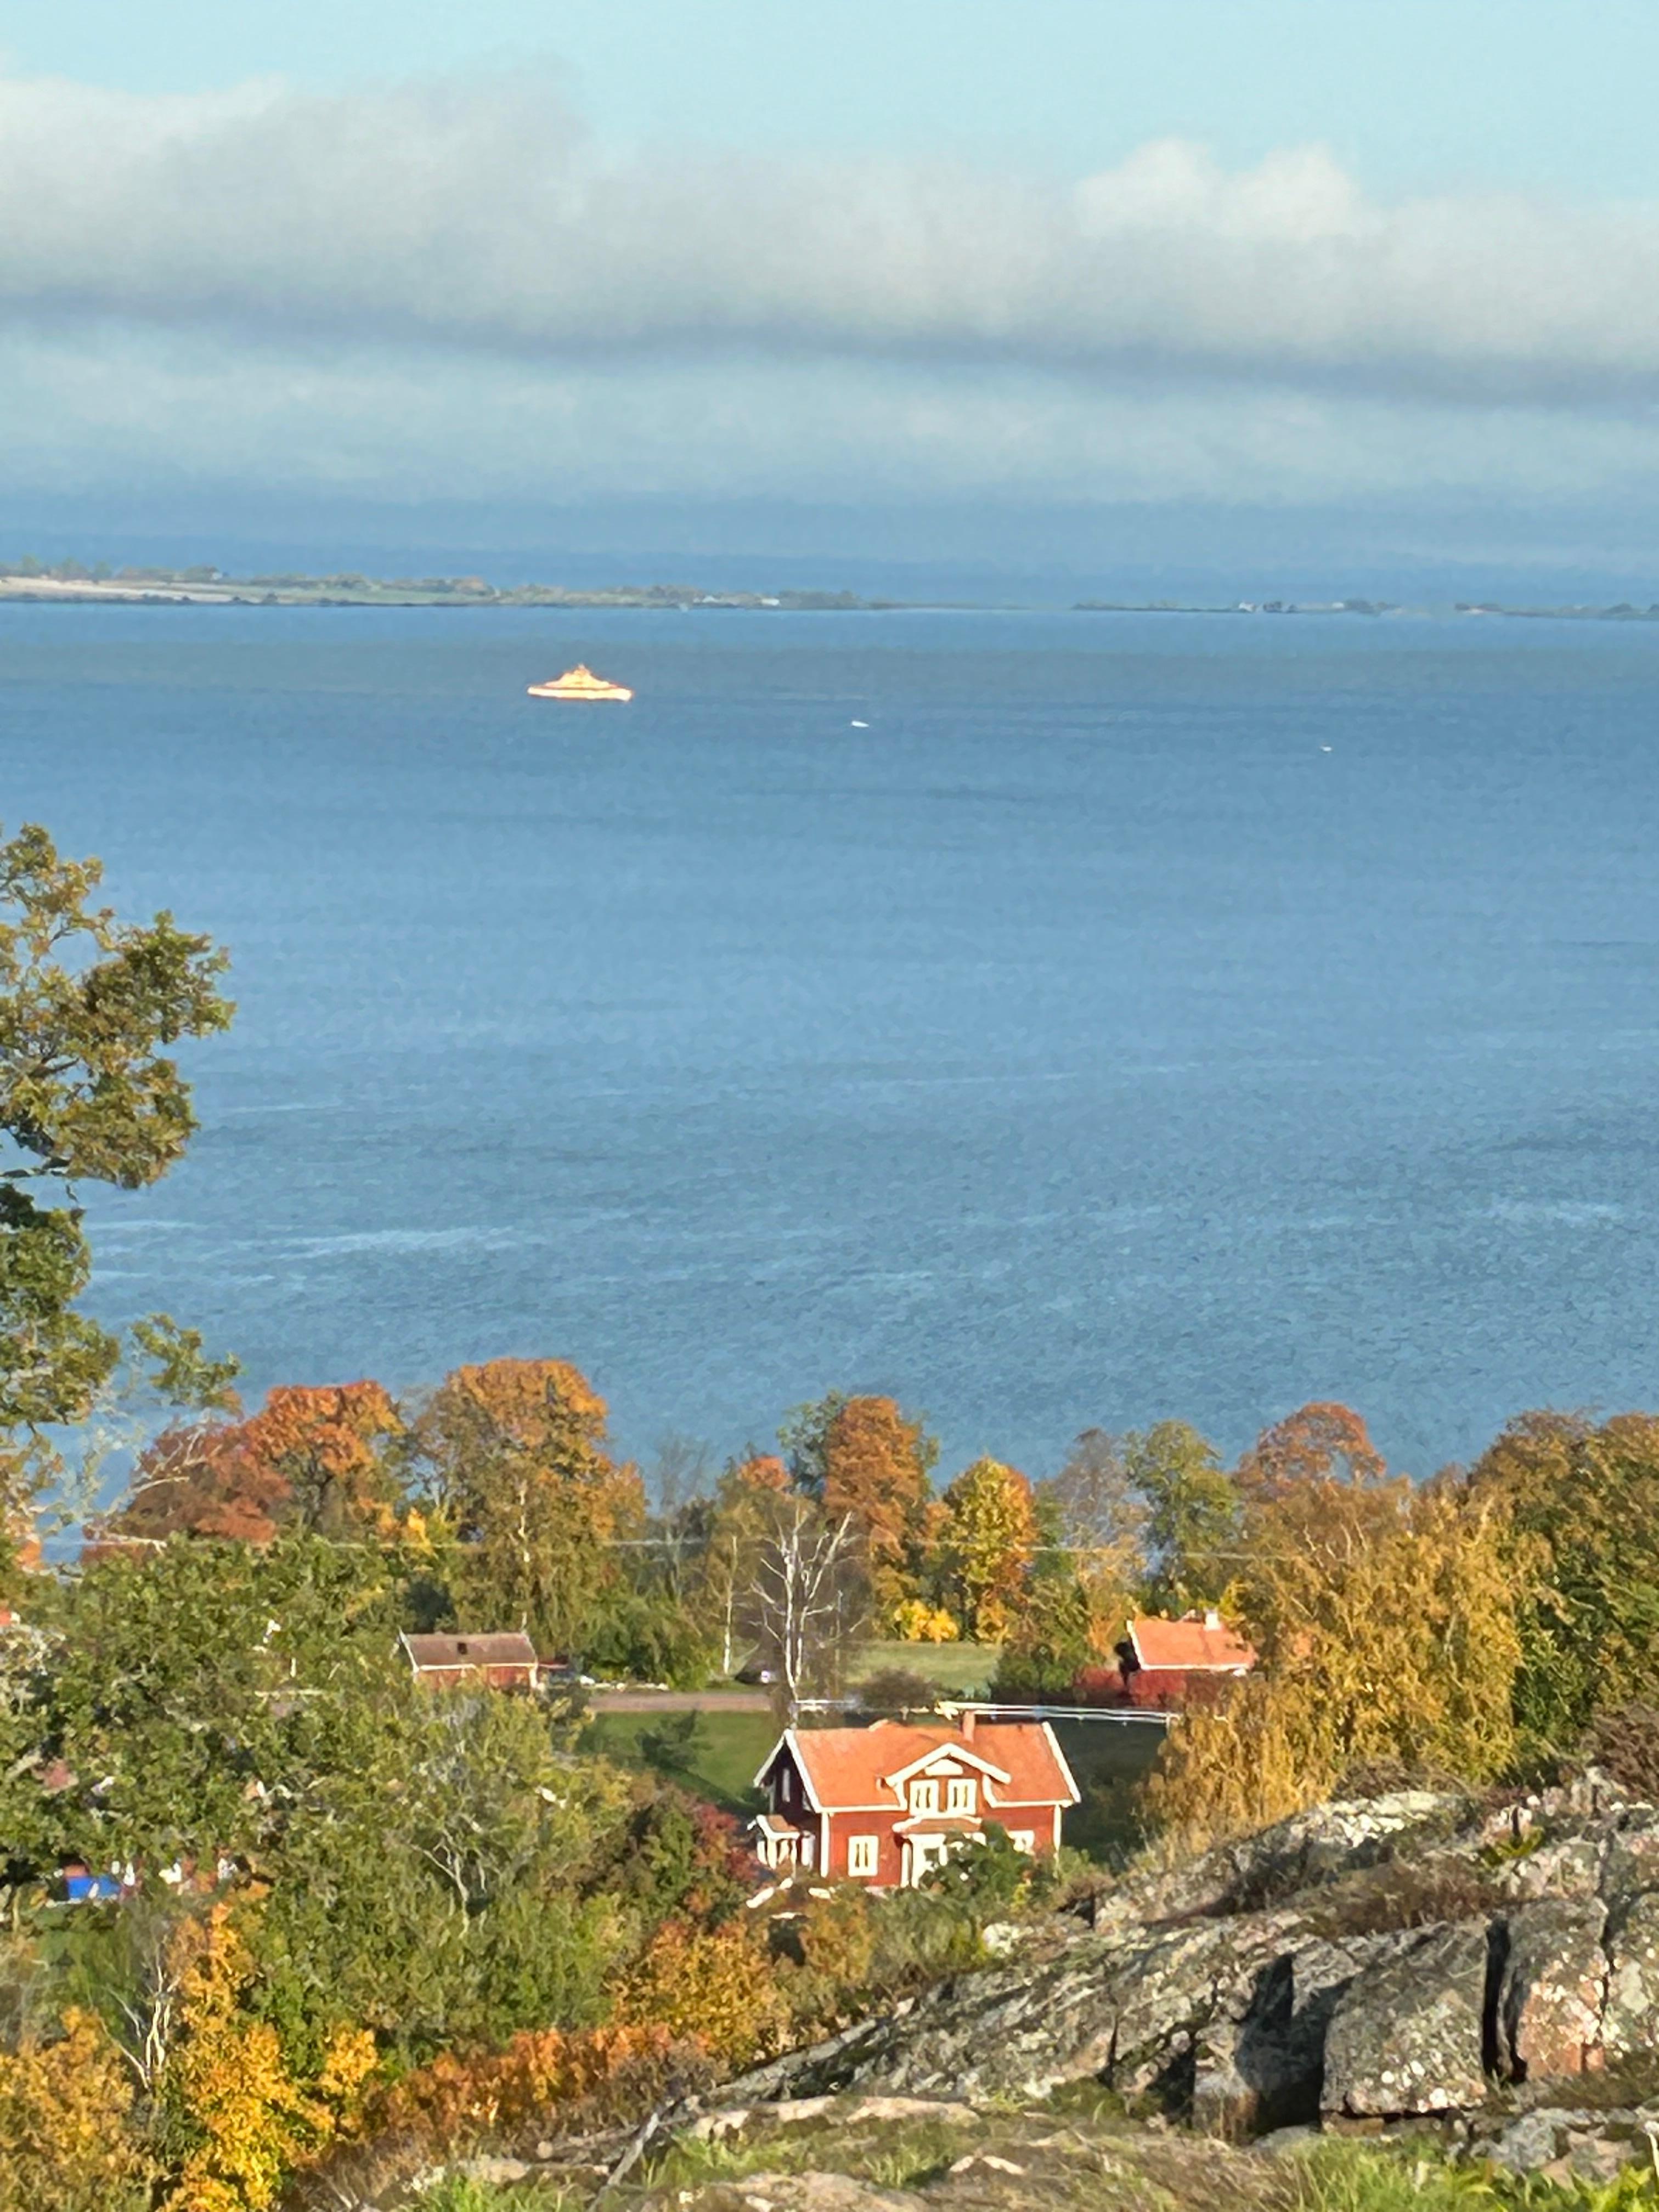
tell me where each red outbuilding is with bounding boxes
[752,1714,1079,1887]
[399,1630,543,1692]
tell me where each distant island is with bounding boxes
[0,556,890,611]
[6,558,1659,622]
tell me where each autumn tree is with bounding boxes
[1469,1409,1659,1756]
[413,1357,645,1655]
[691,1453,792,1675]
[1237,1400,1386,1502]
[1124,1421,1238,1614]
[1037,1428,1147,1585]
[103,1381,404,1546]
[1149,1468,1520,1848]
[0,821,235,1548]
[938,1458,1037,1641]
[812,1395,938,1626]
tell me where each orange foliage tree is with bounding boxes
[819,1396,939,1627]
[1237,1401,1387,1503]
[413,1358,645,1652]
[376,2022,680,2151]
[103,1382,403,1546]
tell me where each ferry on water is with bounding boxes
[527,664,633,701]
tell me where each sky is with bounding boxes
[6,2,1659,588]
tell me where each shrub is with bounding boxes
[619,1918,791,2069]
[891,1600,959,1644]
[0,2007,155,2212]
[855,1666,940,1717]
[1583,1703,1659,1802]
[375,2021,682,2149]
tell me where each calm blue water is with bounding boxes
[3,603,1657,1482]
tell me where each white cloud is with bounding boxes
[6,68,1659,404]
[8,67,1659,526]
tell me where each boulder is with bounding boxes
[1193,1933,1404,2137]
[1496,1898,1607,2081]
[1320,1922,1488,2117]
[1604,1891,1659,2059]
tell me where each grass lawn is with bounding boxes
[847,1640,1001,1693]
[587,1706,778,1816]
[1053,1717,1167,1864]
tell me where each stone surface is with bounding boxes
[1320,1923,1488,2117]
[1497,1898,1607,2081]
[1605,1891,1659,2059]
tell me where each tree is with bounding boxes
[1148,1471,1520,1848]
[1036,1428,1147,1590]
[816,1395,938,1625]
[744,1491,865,1706]
[0,822,234,1538]
[413,1358,645,1655]
[1124,1421,1239,1613]
[938,1458,1036,1641]
[690,1454,792,1677]
[103,1382,404,1547]
[1469,1409,1659,1755]
[1237,1401,1387,1503]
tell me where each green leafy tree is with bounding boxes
[1469,1409,1659,1756]
[1124,1421,1239,1613]
[0,822,235,1543]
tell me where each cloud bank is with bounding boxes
[7,69,1659,405]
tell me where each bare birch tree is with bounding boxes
[746,1493,866,1707]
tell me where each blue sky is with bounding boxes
[5,2,1659,585]
[14,0,1659,200]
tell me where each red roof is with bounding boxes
[1126,1613,1256,1673]
[758,1720,1078,1813]
[401,1632,539,1673]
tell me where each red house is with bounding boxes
[1112,1610,1256,1708]
[399,1631,542,1692]
[752,1716,1079,1887]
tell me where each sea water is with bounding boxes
[3,601,1657,1482]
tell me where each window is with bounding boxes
[848,1835,879,1878]
[1007,1830,1036,1855]
[910,1779,939,1814]
[946,1778,975,1814]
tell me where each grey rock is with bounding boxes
[1497,1898,1607,2081]
[1321,1922,1488,2117]
[1489,2111,1567,2172]
[1604,1892,1659,2059]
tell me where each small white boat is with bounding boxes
[527,664,633,701]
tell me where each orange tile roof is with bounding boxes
[1126,1614,1256,1672]
[763,1721,1077,1812]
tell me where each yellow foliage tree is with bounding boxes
[162,1904,375,2212]
[376,2022,677,2148]
[619,1917,791,2069]
[1149,1472,1520,1852]
[891,1597,960,1643]
[939,1457,1037,1641]
[0,2007,155,2212]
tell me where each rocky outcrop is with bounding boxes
[708,1771,1659,2172]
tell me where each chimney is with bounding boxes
[961,1709,976,1742]
[1204,1609,1222,1631]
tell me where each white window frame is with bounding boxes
[946,1778,975,1814]
[910,1779,939,1814]
[848,1834,879,1878]
[1007,1830,1036,1854]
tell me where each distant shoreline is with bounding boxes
[3,568,1658,623]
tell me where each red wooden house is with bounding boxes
[399,1631,542,1691]
[1098,1610,1256,1709]
[752,1715,1079,1887]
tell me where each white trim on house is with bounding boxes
[1040,1720,1083,1807]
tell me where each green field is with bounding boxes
[1052,1717,1167,1863]
[845,1640,1001,1692]
[587,1706,778,1816]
